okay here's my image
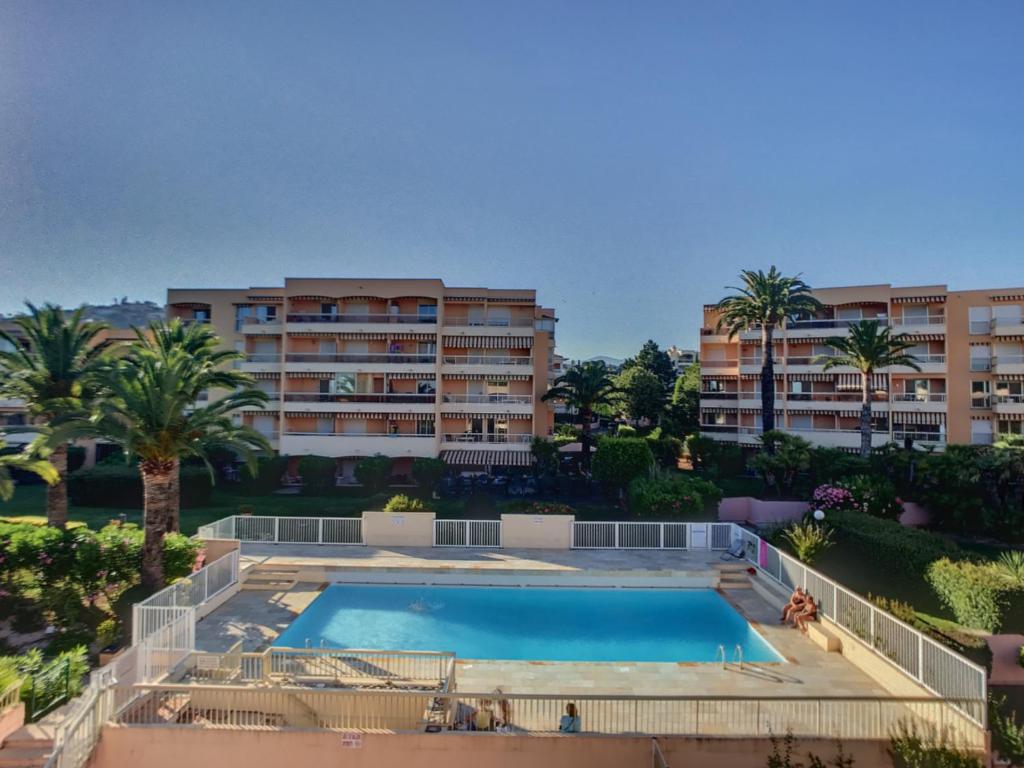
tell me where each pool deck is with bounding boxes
[194,545,890,699]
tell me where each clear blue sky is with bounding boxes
[1,1,1022,359]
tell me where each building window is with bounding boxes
[969,307,991,335]
[416,379,436,396]
[971,381,991,409]
[998,420,1023,436]
[416,420,436,436]
[970,345,991,372]
[418,304,437,322]
[235,305,252,331]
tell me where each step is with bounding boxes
[0,739,52,752]
[0,747,51,768]
[242,579,297,591]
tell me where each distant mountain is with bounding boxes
[586,355,625,369]
[1,299,164,329]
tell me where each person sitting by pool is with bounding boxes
[780,587,806,624]
[492,688,512,730]
[558,703,581,733]
[793,595,818,633]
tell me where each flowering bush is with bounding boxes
[513,501,576,516]
[811,484,855,512]
[811,476,903,520]
[626,470,723,519]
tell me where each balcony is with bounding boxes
[700,360,739,376]
[890,393,948,413]
[285,313,438,334]
[440,393,534,413]
[991,317,1024,337]
[891,315,946,335]
[890,354,947,374]
[279,432,437,458]
[738,426,892,450]
[992,355,1024,375]
[440,433,532,450]
[441,355,534,376]
[994,394,1024,416]
[892,430,947,450]
[739,318,889,342]
[783,392,890,412]
[240,316,283,334]
[0,398,25,409]
[700,327,731,344]
[699,392,738,410]
[282,392,436,413]
[239,394,279,412]
[284,352,437,374]
[240,353,281,373]
[699,424,739,442]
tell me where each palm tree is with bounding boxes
[715,268,822,437]
[542,361,618,471]
[0,303,109,527]
[820,320,920,458]
[78,343,271,588]
[0,438,59,501]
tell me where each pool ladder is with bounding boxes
[716,644,744,670]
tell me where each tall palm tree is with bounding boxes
[78,346,271,589]
[820,320,920,458]
[0,438,59,502]
[715,269,822,438]
[542,361,618,471]
[0,303,109,527]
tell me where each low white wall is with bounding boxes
[361,511,435,547]
[499,514,574,549]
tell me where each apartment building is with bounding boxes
[166,278,557,478]
[699,283,1024,451]
[666,346,698,376]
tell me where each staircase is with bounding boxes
[714,562,752,590]
[242,566,299,591]
[0,724,55,768]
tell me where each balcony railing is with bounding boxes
[285,353,436,364]
[892,393,947,403]
[741,354,945,367]
[992,317,1024,329]
[441,433,533,444]
[700,360,739,368]
[699,392,738,400]
[891,315,945,327]
[283,431,435,438]
[785,317,889,330]
[971,358,992,371]
[784,392,888,403]
[244,353,281,363]
[969,320,991,335]
[285,313,437,324]
[993,355,1024,366]
[442,317,534,328]
[441,393,533,404]
[699,424,739,432]
[893,430,946,445]
[442,355,533,366]
[283,392,436,403]
[996,395,1024,404]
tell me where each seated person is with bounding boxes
[558,703,581,733]
[474,700,495,732]
[793,596,818,633]
[781,587,806,624]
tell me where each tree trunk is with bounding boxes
[140,458,178,590]
[46,444,69,529]
[859,371,872,459]
[580,408,593,473]
[165,467,180,534]
[760,325,776,442]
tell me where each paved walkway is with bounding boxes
[988,634,1024,685]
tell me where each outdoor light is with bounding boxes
[812,509,825,521]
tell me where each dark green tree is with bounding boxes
[622,340,675,389]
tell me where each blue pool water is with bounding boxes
[273,585,783,663]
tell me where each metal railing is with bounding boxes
[283,392,436,403]
[996,394,1024,404]
[0,678,20,714]
[892,431,946,446]
[991,317,1024,330]
[210,515,364,545]
[699,392,738,400]
[443,317,534,327]
[111,685,986,748]
[700,360,739,368]
[243,353,281,363]
[572,522,733,550]
[433,519,502,548]
[441,393,533,404]
[735,527,986,725]
[442,355,534,366]
[784,318,890,330]
[993,355,1024,366]
[892,393,947,402]
[441,433,533,444]
[892,315,945,327]
[652,737,670,768]
[285,353,437,364]
[286,313,438,324]
[282,431,435,439]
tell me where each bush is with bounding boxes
[68,464,213,508]
[647,437,683,469]
[926,558,1014,633]
[296,455,337,496]
[411,457,446,491]
[163,532,201,582]
[869,594,917,625]
[781,521,834,565]
[843,474,903,520]
[826,509,960,576]
[591,437,654,487]
[811,484,856,513]
[239,455,289,495]
[627,470,722,518]
[529,438,560,476]
[616,424,637,437]
[996,551,1024,589]
[991,694,1024,765]
[808,447,869,487]
[355,454,392,493]
[748,430,812,497]
[888,725,983,767]
[382,494,427,513]
[506,501,576,516]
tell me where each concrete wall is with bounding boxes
[898,502,931,527]
[500,515,574,549]
[718,497,808,524]
[201,538,240,564]
[361,511,435,547]
[0,702,24,745]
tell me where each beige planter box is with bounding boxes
[361,510,435,547]
[499,514,574,549]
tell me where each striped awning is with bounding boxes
[285,372,333,379]
[836,373,887,390]
[443,373,532,381]
[996,374,1024,382]
[741,373,783,381]
[740,408,783,415]
[441,450,533,467]
[443,336,533,349]
[441,411,532,420]
[788,373,832,382]
[389,332,437,340]
[169,301,211,309]
[894,412,946,426]
[996,412,1024,421]
[388,372,436,380]
[288,295,335,302]
[251,372,282,379]
[700,407,737,415]
[991,294,1024,302]
[246,295,282,302]
[893,295,946,304]
[702,373,739,380]
[900,333,944,341]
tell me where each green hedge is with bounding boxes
[647,437,684,469]
[826,509,961,576]
[627,472,722,518]
[592,438,654,487]
[926,558,1015,633]
[68,464,213,508]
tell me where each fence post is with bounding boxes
[274,517,280,544]
[658,523,664,549]
[614,523,619,549]
[918,634,924,682]
[318,518,324,545]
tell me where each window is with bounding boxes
[329,375,355,395]
[969,307,991,335]
[905,379,930,401]
[416,420,436,436]
[418,341,437,356]
[971,420,993,445]
[322,302,339,317]
[900,306,928,325]
[971,381,991,409]
[417,304,437,322]
[970,345,991,371]
[192,308,210,323]
[999,420,1023,436]
[255,305,277,323]
[996,381,1024,403]
[992,304,1022,330]
[235,305,252,331]
[316,418,333,435]
[789,414,813,430]
[416,379,436,396]
[488,308,511,327]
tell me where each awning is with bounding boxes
[788,373,832,382]
[169,301,211,309]
[893,295,946,304]
[250,372,282,379]
[441,450,533,467]
[893,412,946,426]
[996,413,1024,421]
[288,295,335,302]
[442,373,532,381]
[388,372,436,380]
[443,336,533,349]
[389,332,437,340]
[441,411,532,420]
[836,373,887,390]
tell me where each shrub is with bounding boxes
[826,509,960,576]
[991,694,1024,765]
[96,618,120,650]
[888,725,983,768]
[647,437,683,469]
[297,455,337,496]
[749,431,812,497]
[591,437,654,487]
[68,464,213,508]
[506,501,576,516]
[926,558,1014,633]
[996,551,1024,589]
[781,522,834,565]
[616,424,637,437]
[163,533,202,582]
[869,594,917,625]
[354,454,392,493]
[240,455,289,495]
[811,484,856,513]
[808,447,869,487]
[627,470,722,518]
[844,475,903,520]
[411,457,446,491]
[529,438,560,476]
[383,494,427,513]
[684,435,716,470]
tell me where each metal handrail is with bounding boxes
[441,393,533,404]
[283,392,436,403]
[283,431,435,438]
[442,355,534,366]
[286,313,438,324]
[441,433,532,444]
[442,317,534,328]
[285,353,436,364]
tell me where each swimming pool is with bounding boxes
[273,585,783,663]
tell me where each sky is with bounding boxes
[1,1,1022,360]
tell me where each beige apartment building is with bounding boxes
[699,283,1024,451]
[166,278,557,477]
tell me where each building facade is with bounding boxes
[666,346,698,376]
[167,278,557,477]
[699,283,1024,451]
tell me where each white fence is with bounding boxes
[735,527,987,722]
[433,519,502,548]
[200,515,364,545]
[572,521,734,550]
